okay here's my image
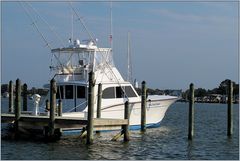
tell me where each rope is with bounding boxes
[66,100,87,112]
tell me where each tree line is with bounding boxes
[135,79,238,99]
[1,84,48,96]
[1,79,239,98]
[181,79,239,100]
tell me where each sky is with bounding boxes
[1,1,239,90]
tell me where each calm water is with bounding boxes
[1,99,239,160]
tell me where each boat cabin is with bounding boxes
[42,39,140,113]
[50,82,139,113]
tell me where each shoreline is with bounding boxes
[177,99,239,104]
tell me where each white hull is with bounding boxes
[101,98,176,127]
[62,95,178,128]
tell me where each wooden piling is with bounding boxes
[14,79,21,137]
[188,83,194,140]
[49,78,57,136]
[55,99,63,138]
[23,83,28,111]
[87,71,95,144]
[79,127,87,139]
[227,80,233,136]
[141,81,146,132]
[45,99,50,112]
[58,100,62,116]
[8,80,14,113]
[123,101,130,142]
[43,99,50,138]
[97,83,102,119]
[111,131,123,141]
[96,83,102,134]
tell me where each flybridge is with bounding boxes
[49,38,115,81]
[51,39,112,52]
[51,39,98,53]
[50,39,113,65]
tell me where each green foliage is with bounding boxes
[195,88,207,97]
[1,84,8,94]
[134,79,239,99]
[182,89,189,100]
[1,84,48,96]
[182,79,239,98]
[233,84,239,95]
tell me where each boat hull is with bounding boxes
[62,96,178,131]
[101,97,176,127]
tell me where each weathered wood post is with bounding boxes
[43,99,50,138]
[188,83,194,140]
[227,80,233,136]
[96,83,102,134]
[58,99,62,117]
[87,71,95,144]
[123,101,130,142]
[55,99,63,137]
[45,99,50,112]
[23,83,28,111]
[49,78,57,137]
[14,79,21,137]
[141,81,147,132]
[8,80,14,113]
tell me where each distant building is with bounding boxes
[209,94,221,103]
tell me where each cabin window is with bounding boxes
[102,86,137,99]
[116,87,124,98]
[65,85,73,99]
[56,86,64,99]
[125,86,137,97]
[102,87,115,99]
[77,86,85,98]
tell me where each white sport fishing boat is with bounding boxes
[42,38,178,130]
[18,2,180,130]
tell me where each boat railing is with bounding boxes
[67,100,88,112]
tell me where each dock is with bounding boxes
[1,113,128,131]
[1,75,132,144]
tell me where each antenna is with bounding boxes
[71,10,74,43]
[110,1,113,51]
[127,31,133,84]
